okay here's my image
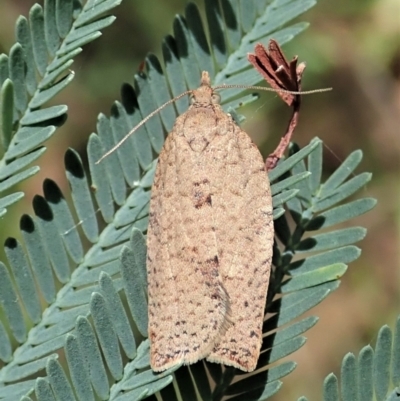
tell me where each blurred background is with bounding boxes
[0,0,399,399]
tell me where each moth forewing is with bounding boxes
[146,71,273,372]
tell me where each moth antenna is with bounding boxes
[96,90,191,164]
[213,83,332,95]
[97,82,331,164]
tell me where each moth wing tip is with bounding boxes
[150,353,203,372]
[206,355,257,372]
[150,357,183,372]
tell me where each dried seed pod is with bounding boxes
[248,40,306,170]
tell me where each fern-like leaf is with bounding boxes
[0,0,122,216]
[0,1,378,401]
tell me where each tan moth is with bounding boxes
[146,71,273,372]
[97,51,329,372]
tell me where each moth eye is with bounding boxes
[189,94,196,104]
[211,93,221,104]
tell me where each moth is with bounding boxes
[96,43,325,372]
[146,71,273,372]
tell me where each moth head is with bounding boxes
[189,74,221,107]
[189,90,221,105]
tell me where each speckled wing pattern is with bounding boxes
[146,72,273,372]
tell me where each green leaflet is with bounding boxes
[0,0,122,216]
